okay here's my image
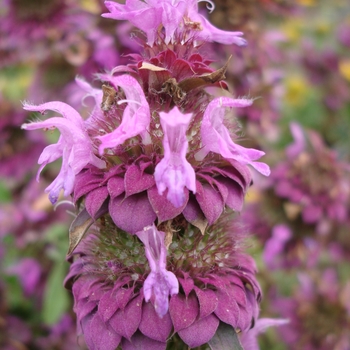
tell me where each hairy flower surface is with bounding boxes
[103,0,246,46]
[136,225,179,317]
[97,74,151,153]
[154,107,196,207]
[196,97,270,176]
[22,102,105,204]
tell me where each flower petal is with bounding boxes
[154,107,196,208]
[195,181,224,225]
[121,331,167,350]
[125,163,155,197]
[136,225,179,317]
[194,286,219,319]
[89,313,122,350]
[22,102,105,203]
[148,185,188,223]
[198,97,270,176]
[97,74,151,152]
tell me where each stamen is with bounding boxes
[117,99,142,106]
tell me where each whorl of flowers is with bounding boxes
[273,270,350,350]
[22,0,272,349]
[102,0,247,47]
[272,123,349,231]
[64,213,261,349]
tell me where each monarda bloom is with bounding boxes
[0,0,74,65]
[64,213,261,349]
[23,0,271,348]
[273,123,349,234]
[272,269,350,350]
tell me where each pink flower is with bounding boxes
[22,101,105,204]
[103,0,246,46]
[74,76,104,125]
[273,123,349,231]
[240,318,289,350]
[196,97,270,176]
[136,225,179,318]
[97,74,151,154]
[286,122,306,158]
[185,0,246,46]
[103,0,164,46]
[154,107,196,208]
[263,225,292,270]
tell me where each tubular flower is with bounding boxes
[74,76,105,127]
[97,74,151,154]
[240,318,289,350]
[22,102,105,204]
[185,0,246,45]
[154,107,196,208]
[103,0,246,46]
[195,97,270,176]
[136,225,179,317]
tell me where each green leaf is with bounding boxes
[3,275,31,312]
[0,181,12,202]
[43,223,70,261]
[67,208,94,257]
[42,261,70,325]
[67,202,108,257]
[0,65,33,101]
[208,322,244,350]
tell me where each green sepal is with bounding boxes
[208,322,244,350]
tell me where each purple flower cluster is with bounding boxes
[272,269,350,350]
[241,121,350,270]
[20,0,290,349]
[273,123,349,232]
[64,215,262,349]
[0,0,120,72]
